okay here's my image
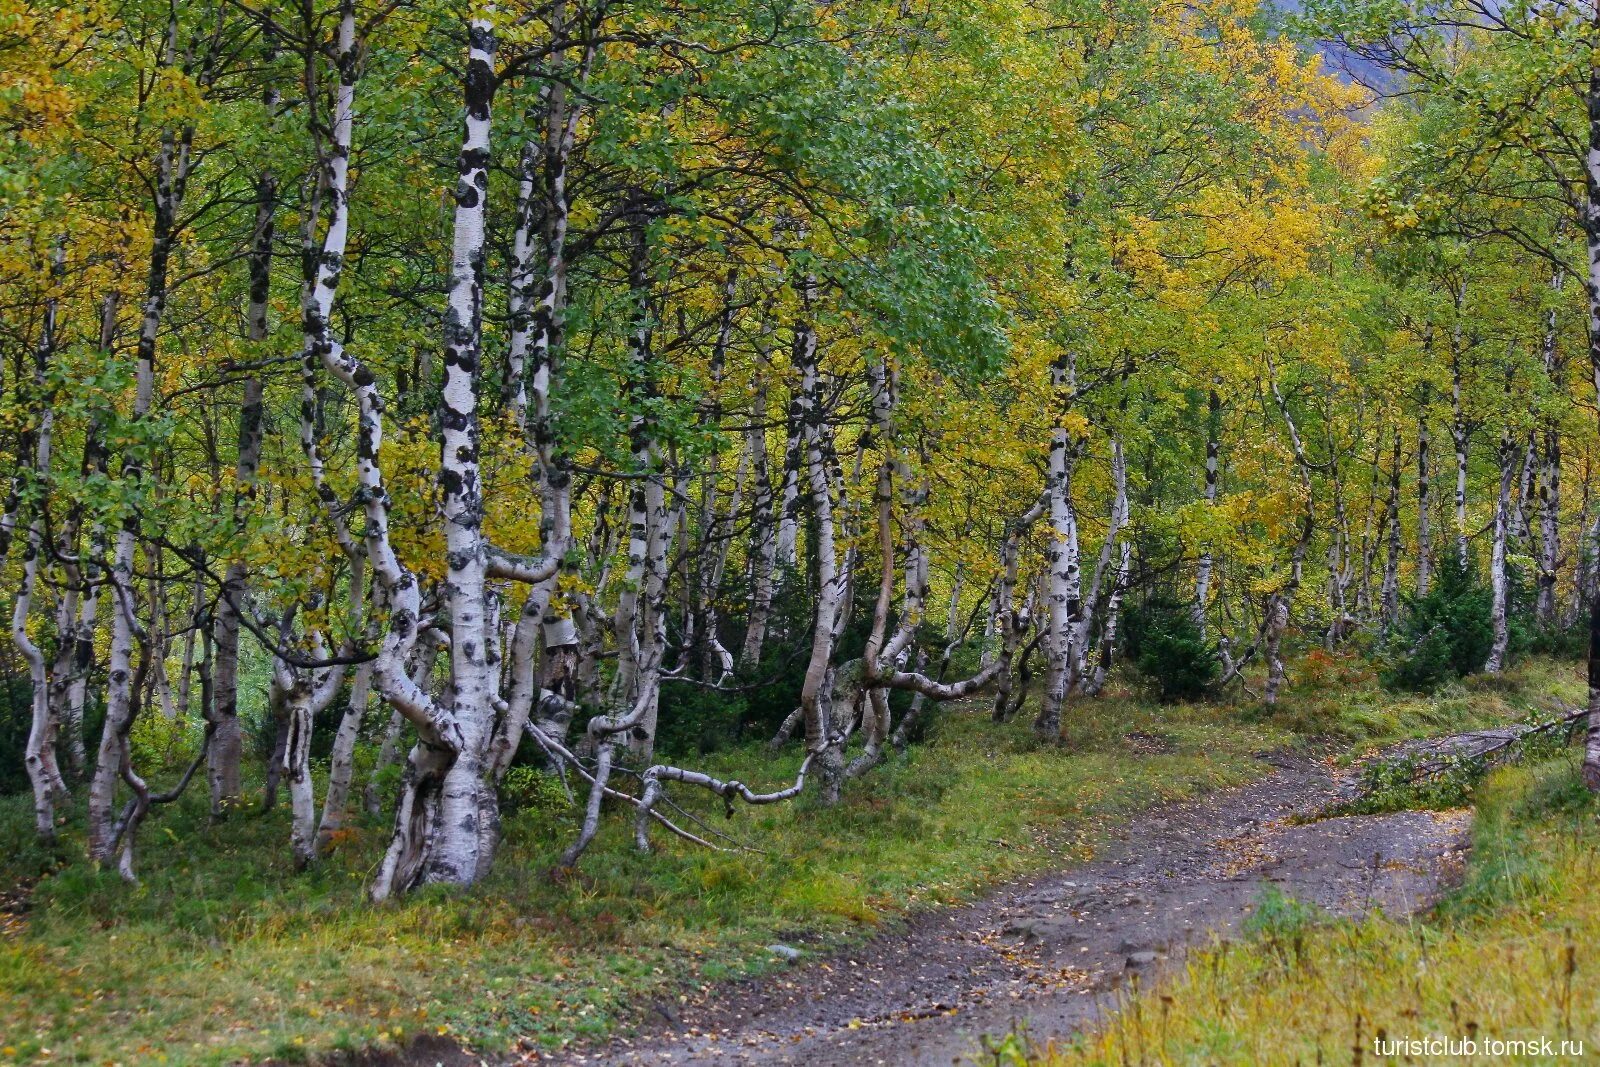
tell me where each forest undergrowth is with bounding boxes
[0,655,1580,1066]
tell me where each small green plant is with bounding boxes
[1125,595,1218,702]
[1242,886,1322,967]
[1379,555,1493,692]
[498,765,571,814]
[129,712,200,773]
[1336,751,1483,816]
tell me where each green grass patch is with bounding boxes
[1039,745,1600,1065]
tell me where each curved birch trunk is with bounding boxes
[17,258,68,840]
[1264,356,1313,707]
[789,276,844,800]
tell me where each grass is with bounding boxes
[0,653,1583,1065]
[1037,673,1600,1065]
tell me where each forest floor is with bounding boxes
[0,655,1584,1066]
[567,746,1471,1065]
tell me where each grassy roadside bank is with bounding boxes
[1038,680,1598,1064]
[0,657,1581,1065]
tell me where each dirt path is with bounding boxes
[558,750,1470,1066]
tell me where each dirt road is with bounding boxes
[564,751,1469,1066]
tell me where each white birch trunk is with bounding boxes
[1035,353,1080,739]
[88,26,189,863]
[1417,403,1433,597]
[385,14,501,890]
[1194,382,1220,636]
[16,258,68,840]
[1450,319,1470,568]
[740,375,778,669]
[1380,433,1402,635]
[1485,431,1515,673]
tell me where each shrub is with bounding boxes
[1379,554,1493,692]
[1124,595,1218,702]
[1518,617,1588,658]
[499,765,571,814]
[0,674,33,795]
[128,711,201,773]
[1337,751,1482,816]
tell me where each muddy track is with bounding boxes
[553,750,1470,1066]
